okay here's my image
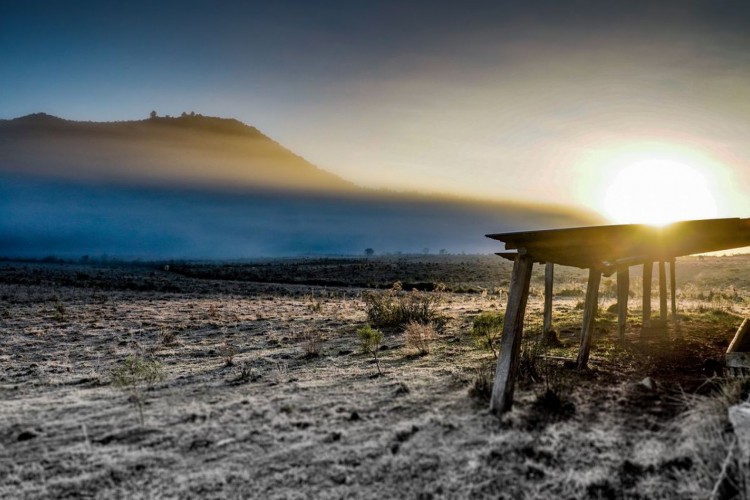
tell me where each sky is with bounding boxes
[2,0,750,221]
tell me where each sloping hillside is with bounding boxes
[0,113,356,193]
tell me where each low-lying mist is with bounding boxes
[1,175,598,260]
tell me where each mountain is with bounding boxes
[0,113,602,258]
[0,113,356,193]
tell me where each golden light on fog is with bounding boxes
[603,159,718,226]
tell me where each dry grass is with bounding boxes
[362,282,444,329]
[0,255,749,498]
[403,321,435,355]
[667,378,750,498]
[296,327,323,358]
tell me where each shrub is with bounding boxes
[297,328,323,358]
[530,360,575,425]
[53,301,66,322]
[357,325,383,375]
[159,328,178,347]
[468,362,495,402]
[111,354,165,425]
[518,336,545,385]
[471,312,504,358]
[306,294,323,313]
[227,361,261,385]
[404,321,435,355]
[363,281,444,329]
[219,341,238,366]
[556,287,585,297]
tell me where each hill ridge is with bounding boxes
[0,112,357,193]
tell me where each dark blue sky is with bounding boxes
[2,1,750,215]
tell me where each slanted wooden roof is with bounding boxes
[487,218,750,271]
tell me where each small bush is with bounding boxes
[362,281,444,329]
[518,336,545,385]
[53,302,66,322]
[159,329,177,347]
[357,325,383,375]
[557,287,585,297]
[529,360,575,426]
[297,328,323,358]
[227,361,261,385]
[531,388,576,424]
[219,341,238,366]
[111,354,165,425]
[270,361,289,384]
[404,321,435,355]
[306,294,323,313]
[471,312,504,358]
[468,362,495,402]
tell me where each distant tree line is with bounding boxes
[149,110,203,120]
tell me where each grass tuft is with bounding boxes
[404,321,435,355]
[362,281,444,329]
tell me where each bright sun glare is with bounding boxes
[603,159,718,226]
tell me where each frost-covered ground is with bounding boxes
[0,256,748,499]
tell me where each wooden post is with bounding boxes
[642,261,652,328]
[659,261,668,321]
[543,262,554,334]
[669,258,678,322]
[617,268,629,342]
[576,267,602,370]
[490,253,533,416]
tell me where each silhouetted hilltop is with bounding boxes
[6,112,264,138]
[0,112,356,193]
[10,112,68,126]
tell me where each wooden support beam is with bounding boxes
[669,259,679,324]
[543,262,554,334]
[490,253,534,416]
[617,268,629,342]
[659,261,668,321]
[642,261,652,328]
[576,267,602,370]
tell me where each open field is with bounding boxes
[1,255,749,499]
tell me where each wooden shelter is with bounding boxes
[486,218,750,416]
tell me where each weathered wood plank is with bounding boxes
[617,268,629,341]
[576,267,601,369]
[642,261,652,329]
[728,318,750,353]
[490,253,533,416]
[486,218,750,270]
[543,262,554,334]
[659,261,668,321]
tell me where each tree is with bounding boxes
[149,110,157,119]
[364,248,375,257]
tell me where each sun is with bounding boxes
[603,159,718,226]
